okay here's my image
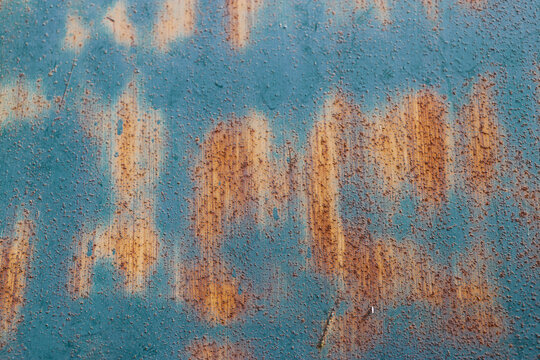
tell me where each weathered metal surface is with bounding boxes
[0,0,538,358]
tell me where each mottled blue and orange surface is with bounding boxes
[0,0,538,358]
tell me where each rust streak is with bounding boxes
[306,95,347,277]
[153,0,196,51]
[374,89,450,205]
[458,74,500,201]
[70,81,162,295]
[64,13,90,52]
[187,338,254,360]
[0,216,34,342]
[103,1,136,47]
[178,112,272,323]
[226,0,263,49]
[176,262,248,325]
[0,76,50,128]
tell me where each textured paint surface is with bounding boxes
[0,0,538,359]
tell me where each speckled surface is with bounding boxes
[0,0,538,358]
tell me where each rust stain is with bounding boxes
[64,13,90,52]
[187,338,253,360]
[103,1,136,47]
[458,74,501,200]
[194,111,272,252]
[0,76,50,128]
[323,236,505,356]
[329,303,383,357]
[226,0,263,49]
[153,0,196,51]
[99,80,162,293]
[176,262,248,325]
[344,238,444,306]
[70,81,163,295]
[458,0,487,11]
[374,89,450,205]
[177,112,273,323]
[356,0,389,23]
[447,241,504,343]
[67,229,95,298]
[0,215,34,343]
[305,93,355,277]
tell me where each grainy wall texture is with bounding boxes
[0,0,538,359]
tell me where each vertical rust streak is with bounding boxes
[0,216,34,342]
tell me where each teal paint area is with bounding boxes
[0,0,538,358]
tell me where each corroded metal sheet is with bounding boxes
[0,0,538,358]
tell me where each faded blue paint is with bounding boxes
[0,0,538,358]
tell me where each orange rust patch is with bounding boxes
[322,237,504,356]
[458,74,501,200]
[226,0,263,49]
[101,81,162,293]
[374,89,450,204]
[0,76,50,127]
[344,238,444,307]
[70,81,163,295]
[446,241,504,343]
[103,1,136,47]
[178,112,273,323]
[306,92,367,277]
[329,303,383,357]
[194,112,272,253]
[187,338,253,360]
[0,217,34,341]
[305,97,346,277]
[67,230,95,298]
[176,262,248,325]
[153,0,196,50]
[64,13,90,52]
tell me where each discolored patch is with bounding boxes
[344,238,444,307]
[420,0,440,20]
[70,81,163,295]
[446,241,505,344]
[187,338,253,359]
[67,230,95,298]
[194,111,272,252]
[0,76,50,128]
[226,0,263,49]
[177,112,273,323]
[458,0,487,11]
[458,74,501,200]
[103,1,136,47]
[64,13,90,52]
[323,237,505,356]
[175,262,248,325]
[305,94,351,277]
[373,89,450,205]
[355,0,389,23]
[153,0,196,51]
[0,215,34,343]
